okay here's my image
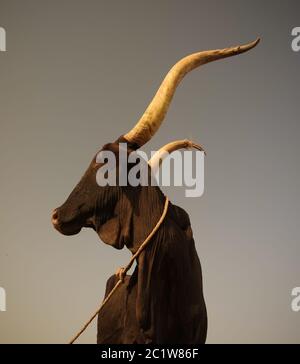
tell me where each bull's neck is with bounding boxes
[127,186,166,254]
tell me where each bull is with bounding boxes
[52,39,259,344]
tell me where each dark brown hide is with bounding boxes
[53,143,207,344]
[97,196,207,344]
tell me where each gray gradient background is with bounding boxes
[0,0,299,343]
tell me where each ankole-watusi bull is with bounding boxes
[52,39,259,344]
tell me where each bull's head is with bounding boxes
[52,39,259,249]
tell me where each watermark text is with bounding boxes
[96,143,205,198]
[0,287,6,311]
[291,287,300,312]
[291,27,300,52]
[0,27,6,52]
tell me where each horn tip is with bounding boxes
[251,37,261,47]
[244,37,261,50]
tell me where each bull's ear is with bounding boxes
[97,194,133,250]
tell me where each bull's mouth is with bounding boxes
[51,209,84,236]
[52,209,95,235]
[52,220,82,236]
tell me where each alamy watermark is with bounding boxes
[291,287,300,312]
[0,27,6,52]
[96,143,204,198]
[291,27,300,52]
[0,287,6,311]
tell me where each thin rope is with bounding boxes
[69,196,169,344]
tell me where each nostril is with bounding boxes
[52,209,58,223]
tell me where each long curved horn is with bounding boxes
[148,139,205,171]
[123,38,260,147]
